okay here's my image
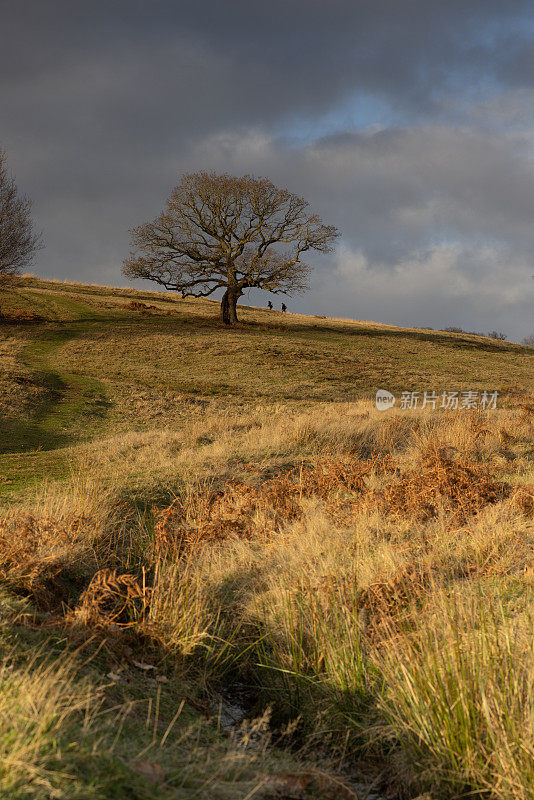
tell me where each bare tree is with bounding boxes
[0,149,41,299]
[522,334,534,347]
[123,172,339,325]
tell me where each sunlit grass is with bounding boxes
[0,277,533,797]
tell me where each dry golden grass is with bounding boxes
[0,477,138,612]
[0,649,102,796]
[376,594,534,800]
[0,303,533,797]
[4,277,534,796]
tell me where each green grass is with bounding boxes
[0,590,280,800]
[0,277,533,799]
[0,450,71,497]
[2,277,532,404]
[51,317,532,401]
[20,325,110,442]
[1,276,529,500]
[1,276,530,501]
[0,320,111,496]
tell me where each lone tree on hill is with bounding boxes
[0,148,41,297]
[123,172,339,325]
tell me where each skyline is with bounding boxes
[2,1,534,340]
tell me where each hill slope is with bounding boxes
[1,276,531,436]
[0,277,533,800]
[1,276,531,497]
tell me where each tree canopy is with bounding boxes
[0,148,41,287]
[123,172,339,324]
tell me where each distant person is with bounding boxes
[281,303,287,312]
[267,301,273,310]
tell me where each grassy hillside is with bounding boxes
[0,276,531,490]
[0,277,533,799]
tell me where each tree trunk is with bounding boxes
[220,288,240,325]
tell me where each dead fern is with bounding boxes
[357,564,432,640]
[153,456,392,555]
[69,568,151,628]
[511,485,534,517]
[369,446,509,523]
[0,513,93,606]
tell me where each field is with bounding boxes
[0,276,533,799]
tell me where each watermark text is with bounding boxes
[375,389,498,411]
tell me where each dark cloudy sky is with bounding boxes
[2,1,534,340]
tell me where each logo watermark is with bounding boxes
[375,389,499,411]
[375,389,396,410]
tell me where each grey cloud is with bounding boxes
[185,125,534,256]
[1,1,534,339]
[3,1,533,122]
[178,125,534,338]
[306,243,534,338]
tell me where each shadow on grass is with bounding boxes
[0,325,111,456]
[0,416,72,455]
[72,307,527,356]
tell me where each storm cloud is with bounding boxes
[1,0,534,339]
